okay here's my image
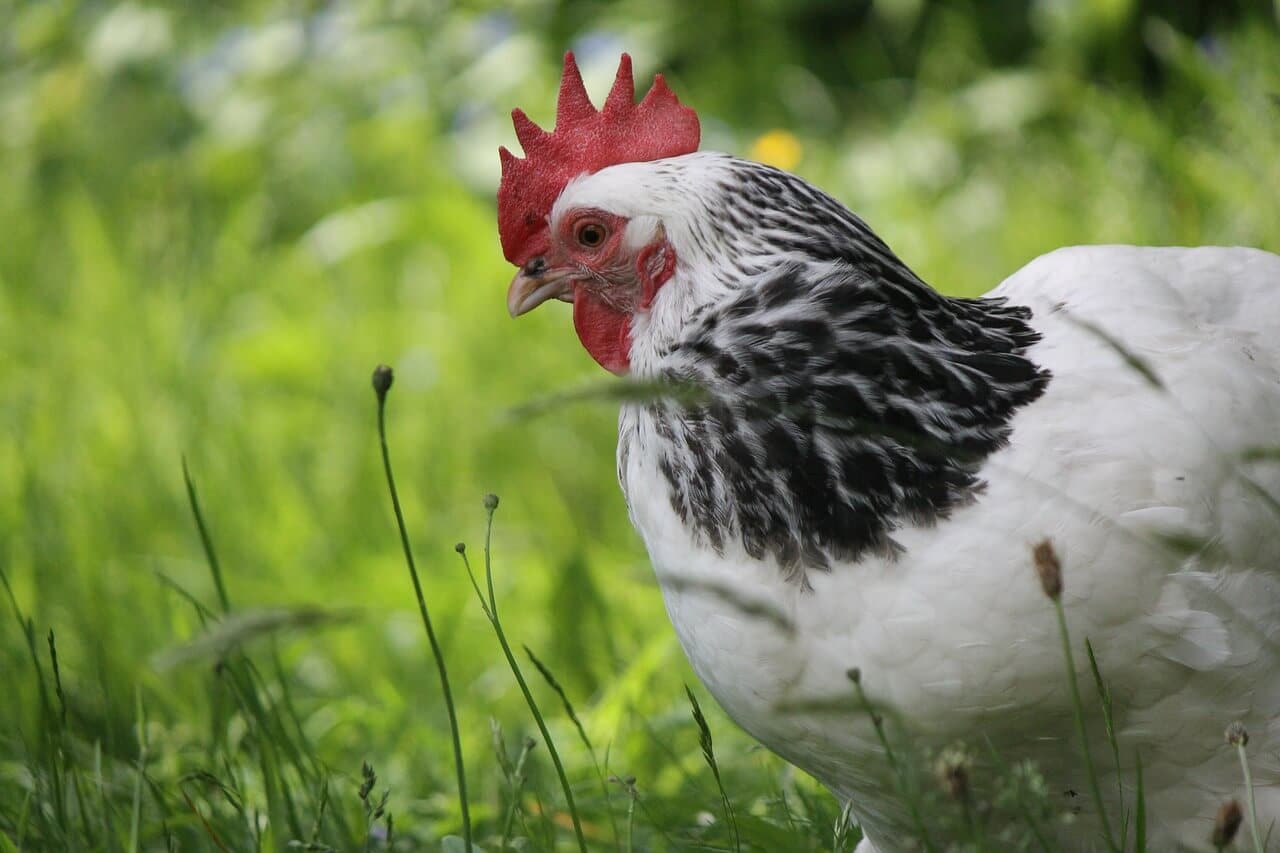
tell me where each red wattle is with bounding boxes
[573,288,632,375]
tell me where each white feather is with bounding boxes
[564,156,1280,850]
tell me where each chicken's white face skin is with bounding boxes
[548,154,737,362]
[519,152,1280,851]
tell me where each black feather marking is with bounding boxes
[629,160,1050,583]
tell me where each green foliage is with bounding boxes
[1,0,1277,849]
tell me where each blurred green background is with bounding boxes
[2,0,1278,849]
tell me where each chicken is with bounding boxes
[498,53,1280,850]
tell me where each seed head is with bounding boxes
[846,667,861,685]
[934,745,972,802]
[371,364,394,400]
[484,493,500,511]
[359,761,377,800]
[609,774,639,796]
[454,542,466,554]
[1032,539,1063,600]
[1212,799,1242,848]
[1225,721,1249,748]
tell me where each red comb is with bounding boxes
[497,52,701,267]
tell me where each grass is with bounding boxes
[373,363,471,851]
[454,493,589,853]
[1227,723,1265,853]
[1035,541,1119,852]
[2,389,1272,850]
[847,667,937,852]
[2,2,1279,850]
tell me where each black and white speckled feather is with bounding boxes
[540,144,1280,852]
[643,255,1049,582]
[565,155,1051,581]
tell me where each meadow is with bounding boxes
[2,1,1279,849]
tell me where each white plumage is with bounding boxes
[497,58,1280,849]
[618,237,1280,850]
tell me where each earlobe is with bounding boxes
[637,239,676,309]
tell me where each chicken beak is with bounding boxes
[507,268,575,317]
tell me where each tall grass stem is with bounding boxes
[525,643,622,849]
[372,365,471,850]
[1086,637,1137,846]
[454,501,589,853]
[848,670,937,853]
[128,686,147,853]
[1053,600,1120,852]
[1134,751,1146,853]
[685,685,740,852]
[1234,740,1264,853]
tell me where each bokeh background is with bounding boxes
[2,0,1278,849]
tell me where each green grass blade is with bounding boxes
[525,643,622,851]
[181,458,232,614]
[128,687,147,853]
[1134,751,1146,853]
[454,498,589,853]
[1085,637,1127,843]
[684,685,740,853]
[1054,601,1120,852]
[151,606,357,670]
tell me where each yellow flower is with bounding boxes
[749,130,803,171]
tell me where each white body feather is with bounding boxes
[553,150,1280,851]
[618,244,1280,850]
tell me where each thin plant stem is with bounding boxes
[1054,600,1120,853]
[1085,637,1128,844]
[372,366,471,850]
[455,504,589,853]
[182,457,231,614]
[1134,751,1146,853]
[525,643,622,850]
[626,790,636,853]
[1235,741,1264,853]
[500,735,535,849]
[3,565,67,837]
[848,670,937,853]
[685,685,740,853]
[128,686,147,853]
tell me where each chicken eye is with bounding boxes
[576,222,606,248]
